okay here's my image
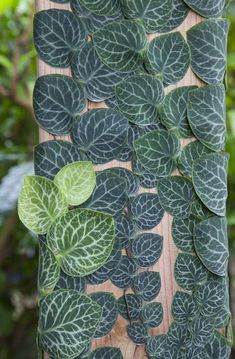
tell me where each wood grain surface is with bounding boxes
[36,1,203,357]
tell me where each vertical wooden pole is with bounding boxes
[36,1,202,357]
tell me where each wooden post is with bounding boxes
[36,1,203,357]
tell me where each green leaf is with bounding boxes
[192,153,229,217]
[127,322,148,345]
[104,167,139,196]
[174,253,208,291]
[54,161,96,206]
[134,130,181,177]
[158,0,189,33]
[191,198,214,220]
[47,208,115,277]
[214,306,230,328]
[34,9,87,68]
[157,176,197,219]
[172,216,197,253]
[187,19,229,84]
[183,0,225,17]
[110,256,137,289]
[71,109,128,164]
[34,140,85,180]
[33,75,86,135]
[38,240,60,297]
[146,335,168,358]
[128,193,164,230]
[79,0,121,15]
[188,84,226,151]
[140,302,163,328]
[172,291,198,324]
[89,347,123,359]
[132,271,161,302]
[121,0,172,33]
[117,294,143,321]
[194,216,228,276]
[205,332,231,359]
[132,157,160,189]
[71,43,128,102]
[115,214,136,249]
[18,176,68,234]
[145,32,190,85]
[38,290,102,358]
[130,233,163,267]
[55,270,86,292]
[90,292,118,338]
[178,141,212,178]
[93,20,147,72]
[115,75,164,126]
[159,86,195,138]
[167,322,191,350]
[189,317,214,347]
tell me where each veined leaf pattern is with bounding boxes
[38,290,102,358]
[127,323,148,345]
[140,302,163,328]
[167,322,191,350]
[117,294,143,321]
[189,317,214,347]
[47,208,115,277]
[55,270,86,292]
[110,256,138,289]
[115,214,136,249]
[158,0,189,33]
[146,335,168,358]
[132,157,160,189]
[205,332,231,359]
[18,176,68,234]
[172,216,197,253]
[104,167,139,196]
[184,0,225,17]
[132,271,161,301]
[172,291,198,324]
[79,0,121,16]
[130,233,163,267]
[89,347,124,359]
[93,20,147,72]
[34,9,87,67]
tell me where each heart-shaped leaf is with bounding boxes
[127,323,148,345]
[18,176,68,234]
[172,216,197,253]
[34,9,87,67]
[184,0,225,17]
[158,176,197,219]
[145,32,190,85]
[187,19,229,84]
[55,270,87,292]
[194,216,228,276]
[134,130,181,177]
[192,153,229,217]
[90,292,118,338]
[121,0,172,33]
[117,294,143,321]
[89,347,123,359]
[71,43,128,102]
[128,193,164,230]
[167,322,191,350]
[93,20,147,72]
[140,302,163,328]
[34,140,85,180]
[79,0,121,15]
[47,208,115,277]
[54,161,96,206]
[159,86,195,138]
[132,271,161,301]
[158,0,189,33]
[188,84,226,151]
[146,335,168,358]
[71,109,128,164]
[110,256,138,289]
[174,253,208,291]
[104,167,139,196]
[115,214,136,249]
[205,332,231,359]
[115,75,164,126]
[191,197,214,220]
[38,290,102,358]
[132,157,160,189]
[172,291,198,324]
[33,75,86,135]
[189,317,214,347]
[130,233,163,267]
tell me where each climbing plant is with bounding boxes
[17,0,232,358]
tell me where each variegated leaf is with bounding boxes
[191,197,214,220]
[55,270,86,292]
[172,216,197,253]
[132,271,161,302]
[187,19,229,84]
[79,0,121,15]
[194,216,228,276]
[157,176,197,219]
[18,176,68,234]
[128,193,164,230]
[89,347,123,359]
[104,167,139,196]
[38,290,102,358]
[172,291,198,324]
[205,332,231,359]
[110,256,138,289]
[159,86,195,138]
[33,75,86,135]
[158,0,189,33]
[174,253,208,291]
[90,292,118,338]
[34,9,87,67]
[167,322,191,349]
[127,323,148,345]
[146,335,168,358]
[140,302,163,328]
[130,233,163,267]
[47,208,115,277]
[192,153,229,217]
[188,84,226,151]
[93,20,147,72]
[54,161,96,206]
[117,294,143,321]
[115,214,136,249]
[71,109,129,164]
[184,0,225,17]
[145,32,190,85]
[189,317,214,347]
[134,130,181,177]
[34,140,85,180]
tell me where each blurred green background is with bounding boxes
[0,1,234,358]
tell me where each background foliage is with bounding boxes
[0,0,234,357]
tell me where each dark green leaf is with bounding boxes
[89,347,123,359]
[184,0,225,17]
[172,291,198,324]
[146,334,168,358]
[117,294,143,321]
[79,0,121,15]
[110,256,138,289]
[115,214,136,249]
[127,322,148,345]
[55,270,86,292]
[167,322,191,350]
[140,302,163,328]
[205,332,231,359]
[130,233,163,267]
[132,157,160,189]
[158,0,189,33]
[172,216,197,253]
[189,317,214,347]
[132,271,161,301]
[104,167,139,196]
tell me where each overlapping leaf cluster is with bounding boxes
[17,0,231,358]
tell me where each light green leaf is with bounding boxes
[18,176,68,234]
[79,0,121,15]
[183,0,225,17]
[194,216,228,276]
[134,130,180,177]
[115,75,164,126]
[158,0,189,33]
[192,153,229,217]
[54,161,96,206]
[187,19,229,84]
[145,32,190,85]
[38,290,102,358]
[93,20,147,72]
[47,208,115,277]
